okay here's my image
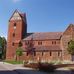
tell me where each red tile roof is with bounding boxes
[23,32,63,40]
[23,45,61,51]
[35,46,61,51]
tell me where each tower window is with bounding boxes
[12,42,14,46]
[14,23,16,26]
[13,33,15,37]
[13,23,16,29]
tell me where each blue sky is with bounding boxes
[0,0,74,39]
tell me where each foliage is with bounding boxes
[0,36,6,59]
[16,47,23,56]
[49,60,62,65]
[24,63,38,69]
[5,60,23,64]
[38,63,56,72]
[24,62,56,72]
[16,47,23,61]
[67,40,74,55]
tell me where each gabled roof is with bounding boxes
[63,24,74,35]
[23,32,63,40]
[9,10,26,21]
[23,45,61,51]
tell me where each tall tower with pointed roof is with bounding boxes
[6,10,27,60]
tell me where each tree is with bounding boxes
[25,38,35,63]
[0,37,6,59]
[67,40,74,55]
[16,47,23,62]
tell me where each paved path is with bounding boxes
[0,62,74,74]
[0,62,47,74]
[0,62,18,74]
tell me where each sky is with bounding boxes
[0,0,74,39]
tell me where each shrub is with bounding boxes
[24,62,56,72]
[62,61,72,64]
[54,60,62,65]
[49,61,56,64]
[49,60,62,65]
[24,63,39,69]
[38,62,56,72]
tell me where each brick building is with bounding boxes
[6,10,74,62]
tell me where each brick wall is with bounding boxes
[6,11,27,60]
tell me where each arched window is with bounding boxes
[38,41,42,45]
[42,52,44,56]
[12,42,14,46]
[52,41,56,44]
[14,23,16,26]
[34,51,36,56]
[58,52,60,56]
[13,33,15,37]
[50,52,52,56]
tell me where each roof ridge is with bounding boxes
[32,32,63,34]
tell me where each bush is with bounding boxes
[24,62,56,72]
[54,60,62,65]
[62,61,72,64]
[24,63,38,69]
[38,62,56,72]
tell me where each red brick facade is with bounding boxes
[6,10,74,62]
[6,10,27,60]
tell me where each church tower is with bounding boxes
[6,10,27,60]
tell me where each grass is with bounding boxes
[4,60,23,64]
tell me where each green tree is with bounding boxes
[0,37,6,59]
[67,40,74,55]
[25,38,34,63]
[16,47,23,62]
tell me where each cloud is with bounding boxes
[12,0,21,3]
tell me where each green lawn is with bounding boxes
[4,60,23,64]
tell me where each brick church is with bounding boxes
[6,10,74,62]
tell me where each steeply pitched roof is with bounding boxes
[9,10,26,21]
[63,24,74,35]
[23,32,63,40]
